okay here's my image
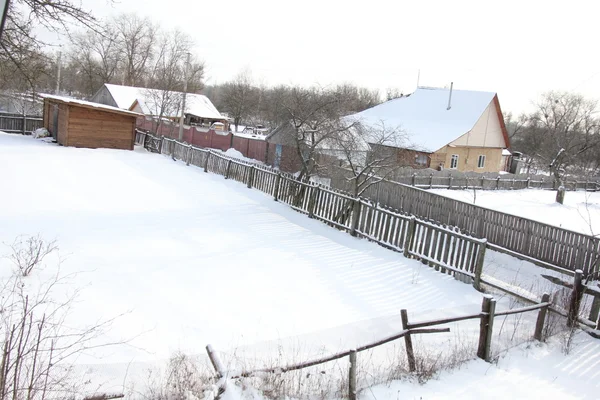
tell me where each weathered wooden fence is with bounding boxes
[0,112,43,134]
[330,176,600,277]
[136,131,488,288]
[392,172,600,192]
[206,293,554,399]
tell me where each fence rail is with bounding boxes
[331,175,600,277]
[0,112,43,134]
[206,293,555,399]
[135,130,489,287]
[392,173,600,192]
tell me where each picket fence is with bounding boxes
[135,130,487,286]
[0,112,43,134]
[394,173,600,192]
[328,174,600,277]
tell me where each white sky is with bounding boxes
[40,0,600,114]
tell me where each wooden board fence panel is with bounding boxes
[327,176,600,276]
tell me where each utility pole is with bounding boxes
[55,51,62,95]
[178,52,191,142]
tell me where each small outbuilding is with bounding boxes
[42,94,140,150]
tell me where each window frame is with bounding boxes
[477,155,486,169]
[450,154,459,169]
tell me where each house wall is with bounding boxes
[66,106,135,150]
[450,100,506,148]
[433,146,504,172]
[56,104,69,145]
[90,86,118,108]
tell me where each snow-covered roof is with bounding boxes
[502,149,512,156]
[103,84,222,120]
[349,87,497,153]
[41,94,140,117]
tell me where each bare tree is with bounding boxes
[282,86,359,182]
[114,13,157,87]
[0,0,99,93]
[220,70,257,132]
[332,120,407,197]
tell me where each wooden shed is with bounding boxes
[42,94,140,150]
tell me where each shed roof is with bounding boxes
[103,84,222,120]
[349,87,497,153]
[41,94,141,117]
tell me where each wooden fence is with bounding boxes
[138,131,488,288]
[0,112,43,134]
[206,293,554,399]
[330,176,600,277]
[393,173,600,192]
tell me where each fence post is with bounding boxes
[429,173,433,189]
[204,151,210,173]
[472,239,487,291]
[534,293,550,341]
[448,173,453,189]
[273,172,281,201]
[567,269,584,327]
[411,173,416,187]
[159,136,165,153]
[308,186,318,218]
[496,176,500,190]
[224,160,232,179]
[186,144,193,166]
[485,298,496,361]
[247,166,255,188]
[400,309,416,372]
[477,295,494,360]
[481,176,485,190]
[526,177,531,189]
[589,295,600,324]
[403,216,417,258]
[350,199,361,237]
[348,350,357,400]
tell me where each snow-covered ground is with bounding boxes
[365,331,600,400]
[0,133,596,398]
[430,188,600,235]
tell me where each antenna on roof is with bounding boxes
[447,82,453,110]
[416,69,420,88]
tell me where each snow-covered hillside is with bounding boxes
[429,188,600,235]
[0,133,597,398]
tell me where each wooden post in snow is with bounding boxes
[411,173,416,187]
[472,239,487,291]
[225,160,232,179]
[400,309,416,372]
[308,186,318,218]
[403,216,417,258]
[350,199,361,237]
[273,173,281,201]
[534,293,550,341]
[589,295,600,325]
[206,344,226,378]
[204,151,210,173]
[247,166,255,188]
[477,295,494,360]
[348,350,357,400]
[567,269,584,327]
[186,144,193,166]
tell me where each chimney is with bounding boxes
[447,82,453,110]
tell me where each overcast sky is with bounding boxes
[43,0,600,114]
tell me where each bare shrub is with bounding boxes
[0,236,127,400]
[6,235,58,276]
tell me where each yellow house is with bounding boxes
[351,86,510,172]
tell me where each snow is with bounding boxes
[366,331,600,400]
[41,93,140,116]
[0,132,492,391]
[103,84,222,119]
[349,87,496,152]
[429,188,600,235]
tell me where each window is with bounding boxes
[415,153,428,166]
[478,155,486,168]
[450,154,459,169]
